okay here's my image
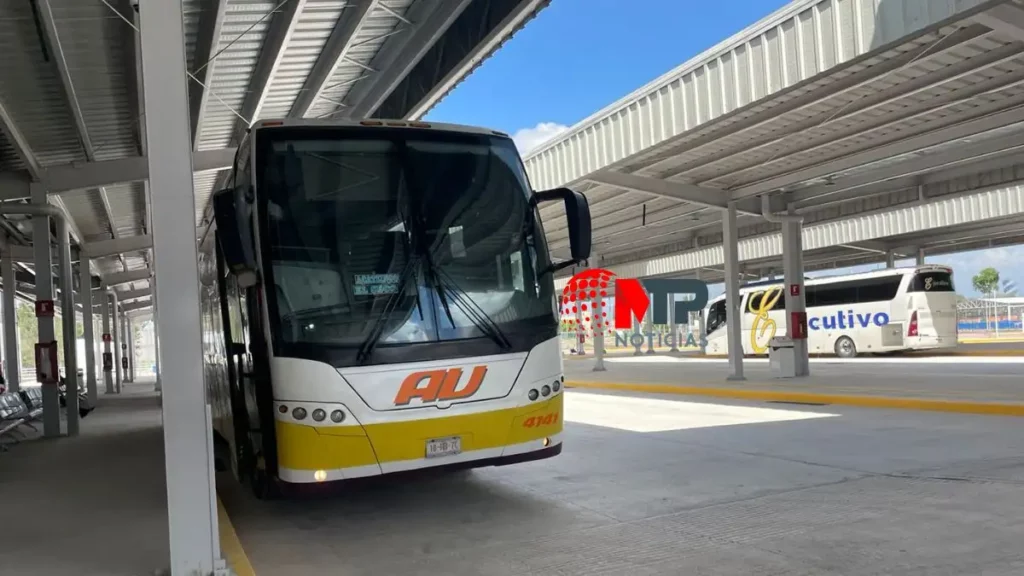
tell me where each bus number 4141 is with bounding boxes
[522,413,558,428]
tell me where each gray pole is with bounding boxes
[80,258,96,403]
[723,202,745,381]
[111,292,121,393]
[31,184,60,436]
[2,246,19,392]
[102,292,114,394]
[59,224,79,436]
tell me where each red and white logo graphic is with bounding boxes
[559,268,616,338]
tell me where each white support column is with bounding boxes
[121,313,130,383]
[32,184,61,436]
[916,248,925,265]
[668,292,679,352]
[80,260,96,403]
[59,225,79,436]
[128,316,136,382]
[2,247,19,392]
[592,259,606,372]
[632,315,642,355]
[574,305,584,355]
[111,292,121,393]
[644,297,655,354]
[885,250,895,269]
[140,0,223,572]
[102,291,114,394]
[696,269,707,354]
[782,217,810,377]
[722,202,745,381]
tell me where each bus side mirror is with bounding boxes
[212,187,258,288]
[532,187,592,274]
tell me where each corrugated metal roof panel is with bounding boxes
[0,0,83,167]
[305,0,414,119]
[256,0,346,120]
[59,189,108,240]
[196,0,278,151]
[50,0,139,161]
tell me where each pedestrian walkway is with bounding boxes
[564,356,1024,416]
[0,379,170,575]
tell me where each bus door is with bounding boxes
[215,241,258,479]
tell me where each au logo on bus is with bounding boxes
[394,366,487,406]
[560,268,708,345]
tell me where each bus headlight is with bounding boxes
[330,410,345,423]
[528,389,539,401]
[541,385,551,397]
[552,380,561,392]
[312,409,326,422]
[292,407,307,420]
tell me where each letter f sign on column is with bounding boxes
[613,278,708,328]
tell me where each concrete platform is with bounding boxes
[565,356,1024,415]
[0,379,170,575]
[220,389,1024,575]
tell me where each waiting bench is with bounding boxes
[0,388,44,450]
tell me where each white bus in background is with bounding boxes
[703,265,958,358]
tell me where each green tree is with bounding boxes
[972,267,1000,297]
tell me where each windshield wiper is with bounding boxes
[355,254,421,365]
[430,264,512,350]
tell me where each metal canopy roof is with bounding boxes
[526,0,1024,286]
[0,0,548,310]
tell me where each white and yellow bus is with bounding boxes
[703,265,958,358]
[199,119,591,498]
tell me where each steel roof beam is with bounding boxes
[729,101,1024,201]
[233,0,305,139]
[84,235,153,259]
[288,0,380,118]
[972,4,1024,42]
[588,171,760,216]
[0,97,43,180]
[116,287,151,301]
[0,148,236,200]
[189,0,229,150]
[36,0,121,252]
[636,25,992,176]
[670,38,1024,182]
[342,0,472,119]
[789,131,1024,209]
[122,300,152,313]
[397,0,548,120]
[101,267,151,288]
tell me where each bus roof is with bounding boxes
[248,118,510,139]
[706,264,953,305]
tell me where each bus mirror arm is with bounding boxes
[212,187,259,287]
[532,187,592,268]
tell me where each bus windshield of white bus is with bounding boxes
[255,128,557,366]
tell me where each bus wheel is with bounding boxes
[834,336,857,358]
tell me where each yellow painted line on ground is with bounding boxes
[218,498,256,576]
[566,380,1024,417]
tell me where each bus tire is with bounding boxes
[834,336,857,358]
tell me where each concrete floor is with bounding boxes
[566,356,1024,403]
[0,379,169,576]
[222,388,1024,575]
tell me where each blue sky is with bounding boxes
[425,0,1023,297]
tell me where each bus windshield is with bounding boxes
[255,128,556,366]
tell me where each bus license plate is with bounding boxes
[425,436,462,458]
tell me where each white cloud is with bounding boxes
[511,122,569,155]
